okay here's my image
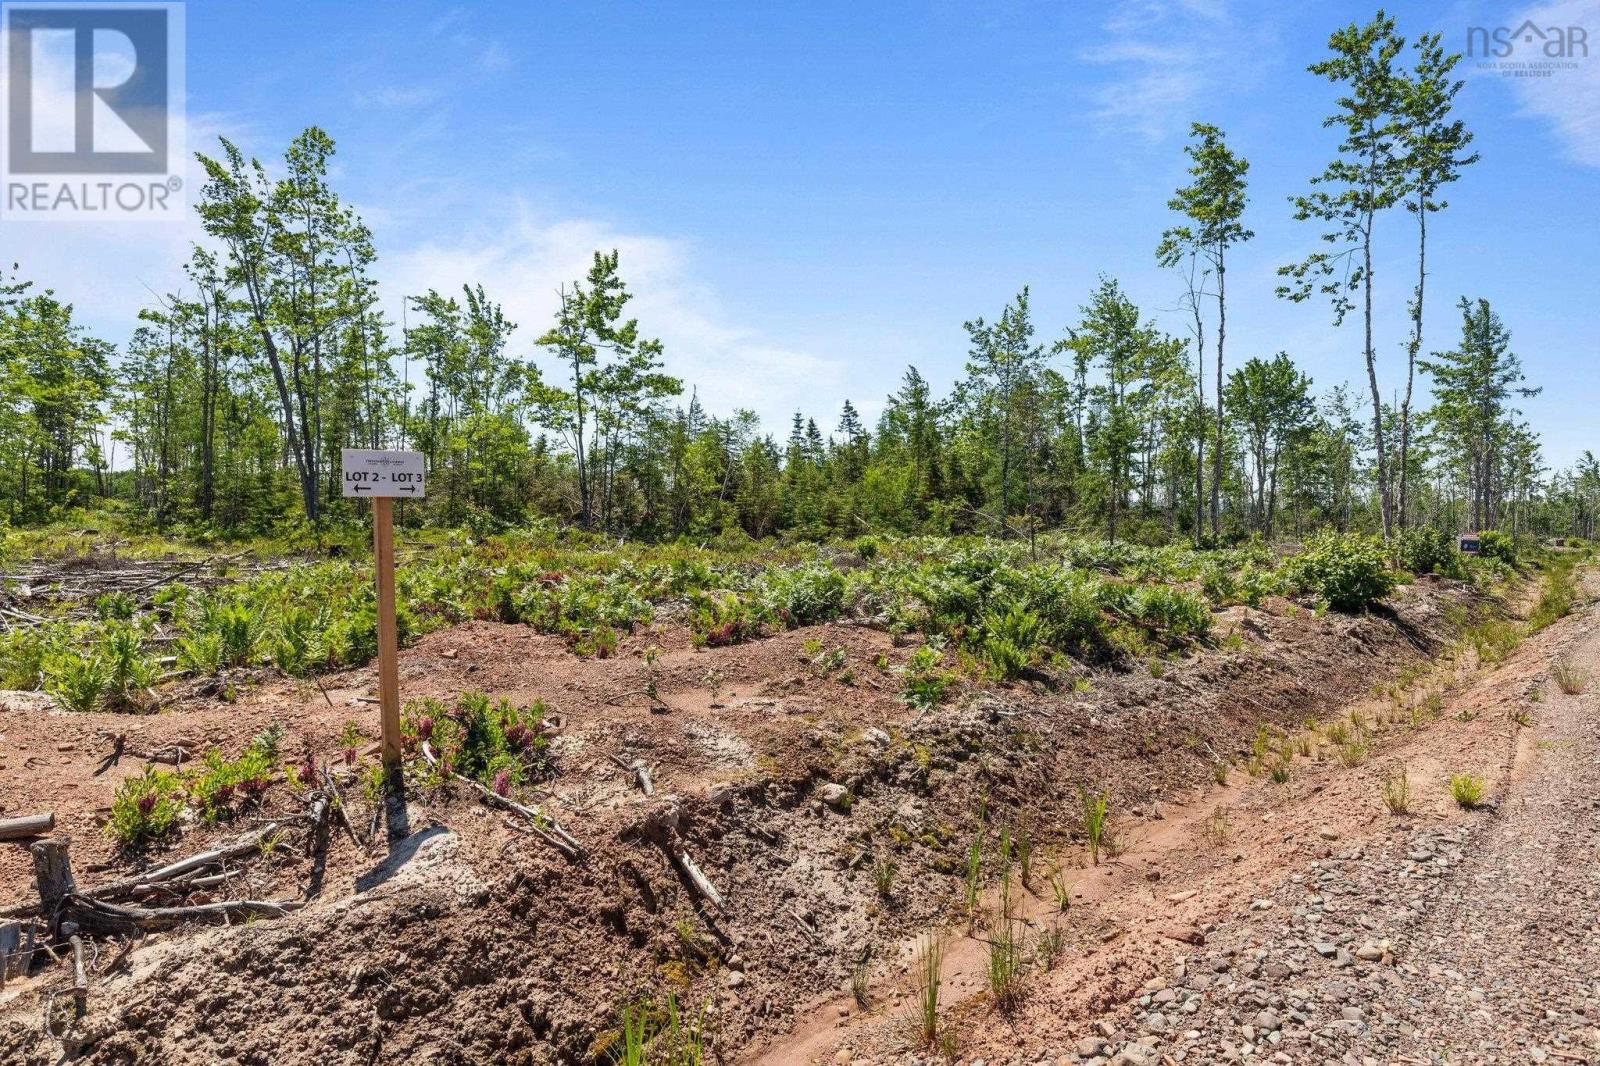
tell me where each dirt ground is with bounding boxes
[1,568,1574,1065]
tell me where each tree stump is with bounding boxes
[30,837,77,933]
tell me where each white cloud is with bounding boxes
[1493,0,1600,166]
[1080,0,1272,141]
[380,206,847,428]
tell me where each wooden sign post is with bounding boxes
[342,449,426,768]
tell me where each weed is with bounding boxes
[1381,764,1411,814]
[1080,788,1110,866]
[1014,823,1034,889]
[1510,709,1532,728]
[851,948,872,1008]
[963,835,983,925]
[106,766,182,850]
[1338,740,1369,768]
[985,875,1025,1013]
[48,652,106,713]
[1552,659,1589,695]
[872,855,896,900]
[1202,806,1233,847]
[908,934,945,1049]
[899,641,955,711]
[1049,869,1072,911]
[1211,761,1229,786]
[1268,755,1292,784]
[1035,925,1065,970]
[1450,773,1487,809]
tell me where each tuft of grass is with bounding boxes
[1552,659,1590,695]
[908,934,945,1049]
[1035,925,1064,971]
[963,834,983,927]
[1450,773,1487,809]
[985,875,1025,1014]
[1381,764,1411,815]
[1202,806,1233,847]
[872,855,896,900]
[1268,755,1292,784]
[1212,760,1229,785]
[1338,739,1369,768]
[850,949,872,1009]
[1080,788,1110,866]
[1049,869,1072,911]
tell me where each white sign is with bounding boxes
[341,449,426,498]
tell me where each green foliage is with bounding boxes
[1081,788,1110,866]
[898,641,955,711]
[190,742,275,823]
[107,766,183,850]
[1395,528,1461,576]
[408,691,550,789]
[1287,531,1396,611]
[1449,773,1486,808]
[1477,529,1517,565]
[48,652,107,713]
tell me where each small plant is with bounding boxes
[1049,869,1072,911]
[872,855,896,900]
[1035,925,1065,971]
[1552,659,1590,695]
[1338,739,1369,767]
[985,877,1026,1013]
[106,766,183,850]
[899,641,955,711]
[908,934,944,1049]
[963,834,983,926]
[1450,773,1487,809]
[1381,764,1411,814]
[1013,823,1033,889]
[48,652,107,713]
[1202,806,1232,847]
[1268,755,1292,784]
[1211,761,1229,785]
[850,949,872,1008]
[1510,708,1533,728]
[1080,788,1110,866]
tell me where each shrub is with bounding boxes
[1450,773,1486,808]
[1395,528,1461,576]
[1287,531,1396,612]
[1476,530,1517,565]
[190,742,275,823]
[48,652,107,713]
[107,766,183,850]
[978,603,1042,681]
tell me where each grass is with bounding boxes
[1450,773,1487,809]
[872,856,896,900]
[1552,659,1590,695]
[1035,925,1065,970]
[984,875,1026,1014]
[1080,788,1110,866]
[1202,806,1233,847]
[1049,869,1072,911]
[850,950,872,1008]
[908,934,945,1049]
[1381,764,1412,815]
[963,834,983,926]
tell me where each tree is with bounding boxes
[958,288,1047,536]
[1224,353,1313,534]
[196,128,376,523]
[1421,298,1538,532]
[1395,31,1476,529]
[1157,122,1252,540]
[1279,12,1408,538]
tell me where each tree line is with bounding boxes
[1,11,1595,545]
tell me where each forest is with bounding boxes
[1,14,1596,549]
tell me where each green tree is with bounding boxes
[1278,12,1408,538]
[1157,122,1252,540]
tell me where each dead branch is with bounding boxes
[609,753,654,796]
[0,813,55,841]
[64,894,302,933]
[84,823,278,901]
[69,935,87,1017]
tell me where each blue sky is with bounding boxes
[8,0,1599,467]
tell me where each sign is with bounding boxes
[341,450,422,774]
[341,449,426,498]
[1458,534,1481,556]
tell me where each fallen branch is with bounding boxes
[0,813,55,842]
[65,894,302,932]
[421,743,585,860]
[673,847,725,913]
[609,753,654,796]
[85,824,277,901]
[69,935,87,1016]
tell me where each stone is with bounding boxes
[817,783,851,810]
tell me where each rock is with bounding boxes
[1077,1037,1110,1058]
[817,783,851,810]
[1318,827,1340,841]
[1167,890,1198,903]
[833,1051,851,1065]
[1254,1009,1282,1032]
[1314,942,1338,958]
[861,727,891,748]
[1142,1010,1169,1034]
[1354,940,1388,962]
